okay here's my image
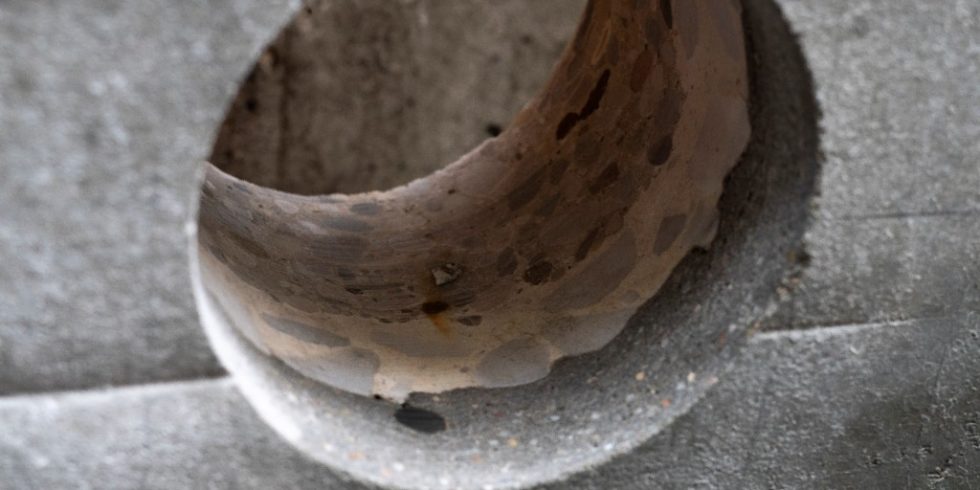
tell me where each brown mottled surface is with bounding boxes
[197,0,750,400]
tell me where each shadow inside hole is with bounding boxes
[485,123,504,137]
[394,405,447,434]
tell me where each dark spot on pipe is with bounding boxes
[345,287,364,295]
[556,112,579,141]
[421,301,450,315]
[245,97,258,113]
[579,69,611,120]
[395,405,446,434]
[660,0,673,29]
[647,134,673,166]
[556,69,611,141]
[524,260,554,285]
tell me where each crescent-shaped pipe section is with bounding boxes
[196,0,750,401]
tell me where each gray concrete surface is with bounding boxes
[0,0,303,394]
[762,0,980,332]
[0,379,351,490]
[1,0,978,488]
[3,314,976,489]
[765,215,980,330]
[546,313,980,489]
[780,0,980,218]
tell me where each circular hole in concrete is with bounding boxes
[191,0,820,488]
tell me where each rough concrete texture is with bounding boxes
[765,215,980,330]
[779,0,980,218]
[543,313,980,489]
[3,314,977,489]
[0,379,351,490]
[0,0,978,488]
[0,0,301,393]
[760,0,980,331]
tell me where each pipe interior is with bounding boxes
[194,0,820,488]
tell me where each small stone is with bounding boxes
[634,371,646,381]
[431,263,463,286]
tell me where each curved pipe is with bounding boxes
[196,0,750,401]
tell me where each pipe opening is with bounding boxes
[192,0,820,488]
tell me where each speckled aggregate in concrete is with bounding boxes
[0,0,301,394]
[3,314,977,489]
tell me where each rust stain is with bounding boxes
[427,312,453,337]
[421,300,453,337]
